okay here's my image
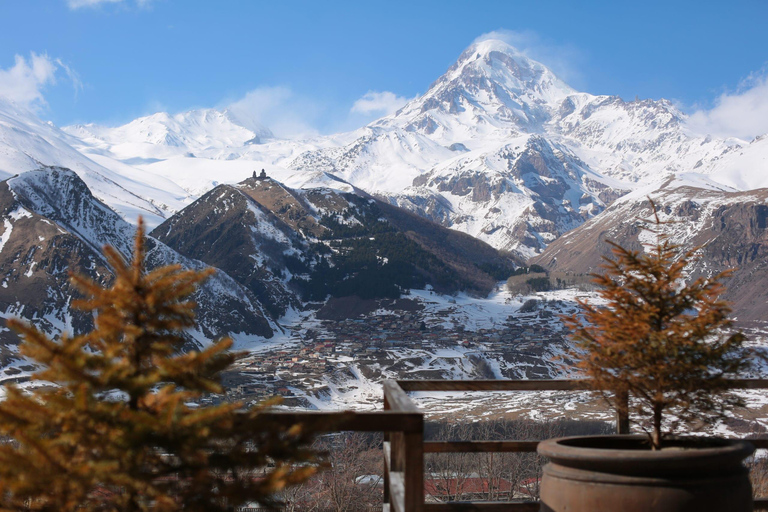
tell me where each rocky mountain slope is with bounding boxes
[0,37,766,335]
[284,39,758,257]
[153,173,515,319]
[0,38,766,404]
[0,162,517,376]
[533,177,768,326]
[0,167,276,375]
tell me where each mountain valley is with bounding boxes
[0,38,766,418]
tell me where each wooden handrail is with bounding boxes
[424,503,540,511]
[396,378,768,392]
[259,410,423,433]
[384,378,768,511]
[396,379,592,392]
[424,441,539,453]
[384,380,422,413]
[424,438,768,453]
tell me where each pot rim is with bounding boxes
[537,435,755,478]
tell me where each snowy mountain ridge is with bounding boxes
[64,108,273,158]
[0,38,765,259]
[0,99,191,228]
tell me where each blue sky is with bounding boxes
[1,0,767,138]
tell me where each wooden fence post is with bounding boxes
[616,389,630,434]
[383,392,390,507]
[403,421,424,512]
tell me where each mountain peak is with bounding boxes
[448,38,577,101]
[462,38,528,60]
[63,107,273,152]
[385,38,577,137]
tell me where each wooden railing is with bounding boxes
[383,380,425,512]
[259,405,424,512]
[383,378,768,512]
[260,379,768,511]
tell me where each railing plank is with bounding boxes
[259,410,422,433]
[385,380,422,412]
[743,438,768,449]
[389,471,406,512]
[424,438,768,453]
[615,388,630,434]
[396,379,592,392]
[755,497,768,511]
[383,388,392,506]
[384,441,392,506]
[726,379,768,389]
[384,441,392,469]
[424,440,539,453]
[397,378,768,392]
[404,430,424,512]
[424,502,539,511]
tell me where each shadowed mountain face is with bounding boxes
[0,168,274,370]
[533,182,768,326]
[150,178,308,318]
[0,177,112,365]
[0,164,515,377]
[153,175,516,318]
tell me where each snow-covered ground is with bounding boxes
[229,284,768,440]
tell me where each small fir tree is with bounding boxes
[0,219,319,511]
[564,200,759,450]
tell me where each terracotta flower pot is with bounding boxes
[537,435,755,512]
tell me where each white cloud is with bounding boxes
[351,91,410,116]
[686,69,768,140]
[473,29,585,88]
[0,53,80,109]
[66,0,156,9]
[226,86,323,140]
[67,0,122,8]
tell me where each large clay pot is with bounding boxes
[537,435,755,512]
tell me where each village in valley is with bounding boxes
[216,289,580,410]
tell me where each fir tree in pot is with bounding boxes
[538,201,763,512]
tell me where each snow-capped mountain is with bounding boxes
[64,108,272,160]
[283,39,762,257]
[0,99,191,228]
[382,38,576,137]
[0,168,276,359]
[1,36,768,402]
[532,175,768,326]
[0,37,764,263]
[551,94,742,184]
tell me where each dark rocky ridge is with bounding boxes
[533,183,768,326]
[0,168,274,370]
[153,175,516,314]
[0,178,112,365]
[151,178,305,318]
